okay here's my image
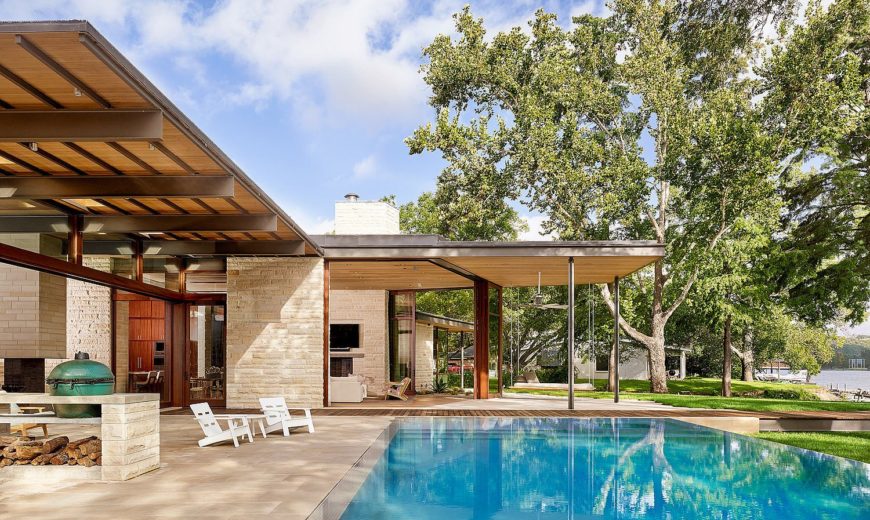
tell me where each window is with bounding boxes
[595,354,609,371]
[330,324,360,350]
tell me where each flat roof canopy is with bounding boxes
[316,235,663,288]
[0,21,320,255]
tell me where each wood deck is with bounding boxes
[161,406,870,421]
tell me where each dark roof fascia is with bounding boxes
[313,234,664,260]
[415,310,474,331]
[0,20,323,256]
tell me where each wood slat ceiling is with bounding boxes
[327,255,659,291]
[329,261,473,291]
[447,255,661,287]
[0,25,317,254]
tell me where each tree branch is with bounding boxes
[599,283,654,347]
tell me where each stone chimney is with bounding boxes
[334,193,399,235]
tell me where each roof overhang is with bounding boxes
[315,234,663,288]
[415,311,474,333]
[0,20,321,255]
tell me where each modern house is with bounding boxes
[0,21,663,410]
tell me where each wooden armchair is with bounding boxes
[384,377,412,401]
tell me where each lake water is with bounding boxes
[811,369,870,389]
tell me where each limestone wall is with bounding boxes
[415,322,435,392]
[328,289,388,394]
[0,234,67,360]
[226,257,324,408]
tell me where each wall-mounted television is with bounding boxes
[330,324,360,351]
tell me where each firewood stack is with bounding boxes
[0,435,101,468]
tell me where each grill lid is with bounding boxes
[46,355,115,387]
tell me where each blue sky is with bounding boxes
[3,0,868,334]
[1,0,606,235]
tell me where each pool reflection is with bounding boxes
[340,418,870,519]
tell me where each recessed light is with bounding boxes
[29,142,38,152]
[74,88,82,97]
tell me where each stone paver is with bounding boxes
[0,415,392,520]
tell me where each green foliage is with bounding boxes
[754,432,870,463]
[536,365,568,384]
[825,339,870,368]
[405,0,869,388]
[759,0,870,325]
[509,388,870,413]
[754,308,840,378]
[579,377,819,400]
[407,0,805,393]
[431,377,449,393]
[391,190,526,241]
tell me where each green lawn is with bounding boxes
[753,432,870,463]
[507,378,870,413]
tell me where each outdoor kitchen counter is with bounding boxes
[0,393,160,481]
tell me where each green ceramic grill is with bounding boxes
[46,352,115,418]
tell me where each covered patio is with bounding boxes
[318,234,663,406]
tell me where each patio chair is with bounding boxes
[135,371,157,392]
[190,402,253,448]
[384,377,412,401]
[258,397,315,435]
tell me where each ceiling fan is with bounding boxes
[528,272,568,310]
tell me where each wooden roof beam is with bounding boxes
[15,34,111,108]
[0,110,163,142]
[0,63,63,108]
[0,214,277,233]
[0,176,234,199]
[81,239,305,256]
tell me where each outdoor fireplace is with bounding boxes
[2,358,45,393]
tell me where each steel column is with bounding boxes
[613,275,620,404]
[473,279,490,399]
[68,214,83,265]
[568,256,575,410]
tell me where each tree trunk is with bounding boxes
[722,315,732,397]
[600,282,669,393]
[741,327,754,382]
[607,341,617,391]
[648,337,668,393]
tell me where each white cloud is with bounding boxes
[1,0,584,127]
[280,204,334,235]
[518,214,556,241]
[352,154,378,179]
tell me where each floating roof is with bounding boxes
[415,311,474,333]
[315,234,663,289]
[0,21,321,256]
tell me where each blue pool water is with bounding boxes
[329,418,869,519]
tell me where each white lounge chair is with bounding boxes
[258,397,315,436]
[190,402,253,448]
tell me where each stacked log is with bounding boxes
[0,435,101,468]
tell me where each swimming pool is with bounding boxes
[312,418,869,519]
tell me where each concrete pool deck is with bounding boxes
[0,415,392,520]
[2,400,868,519]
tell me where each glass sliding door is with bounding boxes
[389,291,415,390]
[187,304,226,406]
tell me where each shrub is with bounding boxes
[537,365,568,383]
